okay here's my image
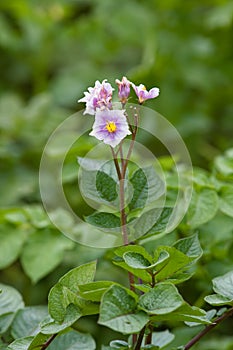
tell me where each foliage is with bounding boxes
[0,0,233,349]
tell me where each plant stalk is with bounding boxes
[184,307,233,350]
[41,334,58,349]
[134,326,146,350]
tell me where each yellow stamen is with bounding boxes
[106,121,117,133]
[142,85,147,90]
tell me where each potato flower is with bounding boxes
[89,109,131,148]
[131,83,159,104]
[78,79,114,115]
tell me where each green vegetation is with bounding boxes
[0,1,233,349]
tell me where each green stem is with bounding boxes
[184,307,233,350]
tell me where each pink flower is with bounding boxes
[78,80,114,115]
[131,83,160,104]
[115,76,131,104]
[89,109,131,148]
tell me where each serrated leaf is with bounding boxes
[0,225,27,269]
[138,283,183,314]
[20,229,74,283]
[11,306,48,339]
[79,281,116,302]
[85,212,121,229]
[204,293,233,306]
[187,188,219,228]
[99,285,149,334]
[219,185,233,217]
[212,270,233,300]
[44,330,96,350]
[173,234,202,259]
[48,262,98,322]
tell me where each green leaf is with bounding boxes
[20,229,74,283]
[113,246,152,282]
[187,189,219,228]
[123,252,152,269]
[11,306,48,339]
[219,185,233,217]
[48,262,98,322]
[78,158,119,206]
[0,283,24,315]
[204,294,233,306]
[27,333,51,350]
[79,281,117,302]
[151,303,209,324]
[150,330,175,348]
[138,283,183,314]
[96,171,118,202]
[43,330,96,350]
[190,168,215,188]
[129,167,148,210]
[153,246,193,282]
[0,283,24,333]
[0,313,15,335]
[7,337,34,350]
[24,205,50,228]
[99,285,149,334]
[114,245,153,262]
[109,340,129,348]
[185,309,216,327]
[40,304,81,334]
[78,157,105,171]
[59,261,97,290]
[85,212,121,229]
[3,208,27,224]
[214,154,233,176]
[129,166,164,210]
[173,234,202,259]
[134,207,173,238]
[212,270,233,300]
[0,225,27,269]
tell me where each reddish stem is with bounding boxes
[184,307,233,350]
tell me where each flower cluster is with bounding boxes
[78,77,159,147]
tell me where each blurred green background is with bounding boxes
[0,0,233,348]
